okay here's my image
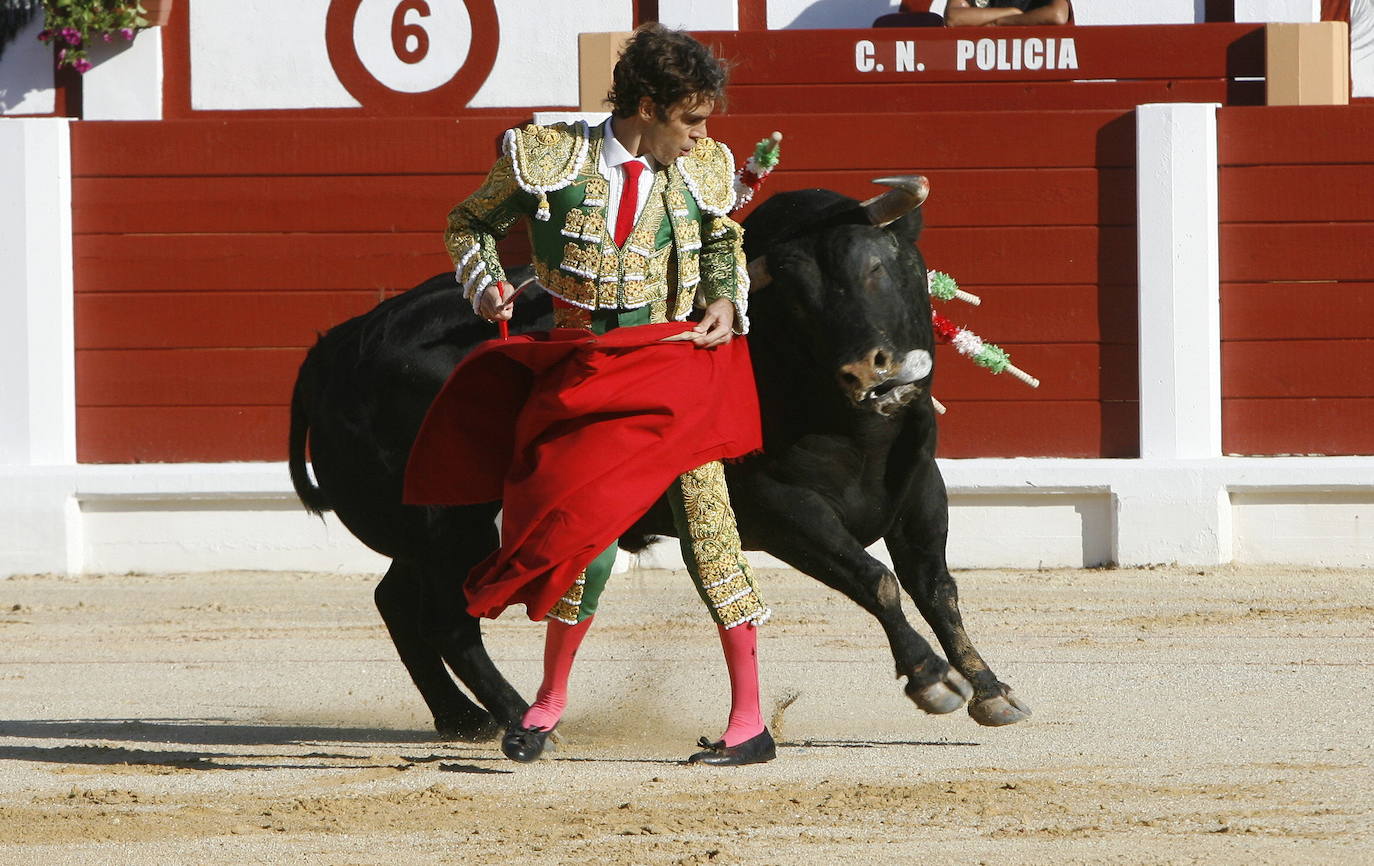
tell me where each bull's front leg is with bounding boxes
[734,478,973,716]
[885,466,1031,727]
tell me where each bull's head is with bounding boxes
[742,176,934,418]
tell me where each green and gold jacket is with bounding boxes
[444,119,749,332]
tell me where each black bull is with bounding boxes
[288,181,1030,741]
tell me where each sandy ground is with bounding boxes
[0,564,1370,865]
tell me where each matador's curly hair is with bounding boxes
[607,23,729,119]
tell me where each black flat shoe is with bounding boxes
[687,727,776,766]
[501,723,555,763]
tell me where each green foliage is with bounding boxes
[39,1,152,73]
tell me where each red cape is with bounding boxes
[403,323,762,622]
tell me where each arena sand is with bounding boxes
[0,564,1370,864]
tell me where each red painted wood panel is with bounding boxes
[921,226,1137,286]
[1219,106,1374,166]
[74,168,1133,235]
[935,400,1139,458]
[1220,224,1374,282]
[77,348,303,407]
[73,175,487,235]
[1222,282,1374,341]
[761,167,1135,228]
[69,117,523,177]
[76,291,387,350]
[706,111,1136,170]
[1221,166,1374,223]
[73,233,453,293]
[78,406,288,463]
[1223,340,1374,398]
[1222,398,1374,456]
[728,79,1259,114]
[69,111,1138,462]
[74,227,1133,295]
[926,283,1137,344]
[701,24,1264,85]
[934,342,1138,402]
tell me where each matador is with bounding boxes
[440,24,774,766]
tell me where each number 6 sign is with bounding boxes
[325,0,499,114]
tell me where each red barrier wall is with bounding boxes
[1218,105,1374,456]
[71,116,529,462]
[70,109,1137,462]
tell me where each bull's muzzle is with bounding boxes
[838,348,933,416]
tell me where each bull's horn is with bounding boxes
[860,175,930,227]
[747,256,771,292]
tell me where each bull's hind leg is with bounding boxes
[736,479,972,716]
[885,466,1031,727]
[375,560,500,740]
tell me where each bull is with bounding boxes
[288,178,1030,741]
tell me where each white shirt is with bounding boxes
[599,118,656,235]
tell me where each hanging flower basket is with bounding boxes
[37,1,174,73]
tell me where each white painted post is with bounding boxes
[659,0,740,30]
[0,118,81,576]
[1135,102,1222,461]
[1122,103,1229,565]
[81,27,164,120]
[0,118,77,466]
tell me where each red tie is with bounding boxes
[614,160,645,247]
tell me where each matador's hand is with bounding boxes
[478,281,516,322]
[661,298,736,348]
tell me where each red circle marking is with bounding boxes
[326,0,499,115]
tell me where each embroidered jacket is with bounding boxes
[444,120,749,332]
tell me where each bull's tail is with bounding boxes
[288,348,331,516]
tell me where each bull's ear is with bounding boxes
[889,206,925,245]
[746,256,771,292]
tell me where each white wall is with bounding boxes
[659,0,739,30]
[83,27,164,120]
[1354,0,1374,96]
[188,0,631,111]
[1233,0,1321,22]
[0,15,55,115]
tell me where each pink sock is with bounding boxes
[717,623,765,746]
[520,616,594,731]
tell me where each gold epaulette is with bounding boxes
[502,121,591,221]
[676,137,737,216]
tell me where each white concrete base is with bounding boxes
[2,458,1369,579]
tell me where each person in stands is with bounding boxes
[944,0,1073,27]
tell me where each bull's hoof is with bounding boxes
[434,709,503,742]
[968,685,1031,727]
[903,667,974,715]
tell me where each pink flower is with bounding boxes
[60,27,81,46]
[103,33,114,43]
[37,29,52,42]
[120,28,135,40]
[57,48,67,62]
[74,59,93,74]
